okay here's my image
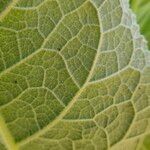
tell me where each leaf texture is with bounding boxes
[0,0,149,150]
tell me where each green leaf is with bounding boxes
[0,0,149,150]
[130,0,150,49]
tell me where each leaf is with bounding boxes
[130,0,150,49]
[0,0,149,150]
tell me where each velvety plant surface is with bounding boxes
[0,0,149,150]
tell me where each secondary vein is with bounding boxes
[0,0,19,21]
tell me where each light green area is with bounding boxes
[140,134,150,150]
[0,0,149,150]
[130,0,150,49]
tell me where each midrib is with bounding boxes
[0,115,18,150]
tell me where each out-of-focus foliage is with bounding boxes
[130,0,150,49]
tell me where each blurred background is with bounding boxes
[130,0,150,49]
